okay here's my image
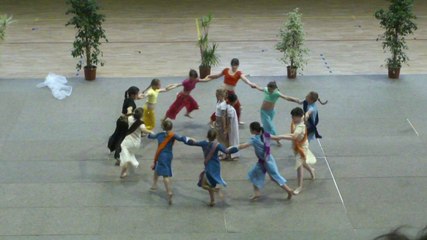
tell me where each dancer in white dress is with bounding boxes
[120,107,153,178]
[281,107,316,194]
[225,93,240,160]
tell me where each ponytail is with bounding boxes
[124,90,129,99]
[318,98,328,105]
[308,91,328,105]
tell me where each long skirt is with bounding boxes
[248,156,287,189]
[215,117,228,147]
[260,109,276,135]
[120,138,140,168]
[143,104,155,130]
[198,171,227,190]
[228,113,240,158]
[165,92,199,120]
[294,147,317,169]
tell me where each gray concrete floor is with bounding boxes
[0,74,426,239]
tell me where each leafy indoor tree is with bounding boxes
[197,14,220,79]
[66,0,108,80]
[375,0,417,79]
[0,15,13,41]
[276,8,308,79]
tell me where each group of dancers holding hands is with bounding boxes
[108,58,328,206]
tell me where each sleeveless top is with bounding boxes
[263,87,281,103]
[222,68,242,86]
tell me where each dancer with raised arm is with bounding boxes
[238,122,295,201]
[252,81,301,145]
[205,58,256,125]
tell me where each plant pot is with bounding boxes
[84,66,97,81]
[199,65,211,79]
[388,67,400,79]
[287,66,297,79]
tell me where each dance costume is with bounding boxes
[210,68,243,122]
[247,132,288,189]
[119,116,146,168]
[143,88,160,130]
[165,78,199,119]
[214,100,228,147]
[260,87,281,135]
[303,100,321,141]
[108,98,136,159]
[226,104,240,158]
[222,68,242,119]
[148,132,188,177]
[291,121,316,169]
[187,140,238,188]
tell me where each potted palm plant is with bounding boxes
[66,0,108,81]
[0,15,13,41]
[375,0,417,79]
[276,8,308,79]
[197,14,220,79]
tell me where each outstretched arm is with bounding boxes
[204,72,224,80]
[275,133,297,141]
[279,92,302,104]
[159,84,179,93]
[252,84,264,92]
[238,142,252,150]
[240,74,256,88]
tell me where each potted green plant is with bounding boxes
[276,8,308,79]
[375,0,417,79]
[66,0,108,81]
[0,15,13,41]
[197,14,220,79]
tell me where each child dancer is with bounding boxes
[141,79,175,130]
[303,91,328,142]
[120,107,153,178]
[206,58,256,125]
[253,81,301,145]
[108,86,140,166]
[162,69,211,121]
[186,129,239,206]
[148,120,190,205]
[238,122,294,200]
[280,107,316,195]
[224,93,240,161]
[213,89,228,149]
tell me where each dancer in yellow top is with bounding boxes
[140,79,175,130]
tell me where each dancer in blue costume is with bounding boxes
[187,129,239,206]
[253,81,301,145]
[148,120,189,205]
[238,122,295,200]
[303,91,328,142]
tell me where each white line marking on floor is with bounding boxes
[406,118,420,136]
[317,139,348,213]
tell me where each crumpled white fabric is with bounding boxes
[37,73,72,100]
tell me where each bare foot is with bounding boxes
[167,193,173,205]
[239,121,245,125]
[115,159,120,166]
[276,140,282,146]
[293,187,302,195]
[184,113,193,119]
[208,201,216,207]
[286,190,293,200]
[149,186,157,192]
[310,168,316,180]
[120,167,128,178]
[216,188,224,201]
[249,194,261,201]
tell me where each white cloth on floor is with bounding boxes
[37,73,72,100]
